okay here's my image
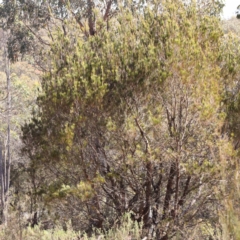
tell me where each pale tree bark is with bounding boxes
[0,29,11,225]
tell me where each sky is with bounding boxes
[222,0,238,19]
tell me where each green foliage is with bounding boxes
[18,0,239,239]
[0,213,143,240]
[0,60,39,148]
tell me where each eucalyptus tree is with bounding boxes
[0,29,11,225]
[0,0,120,64]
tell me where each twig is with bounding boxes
[135,118,149,154]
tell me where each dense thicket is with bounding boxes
[2,0,240,239]
[19,0,238,239]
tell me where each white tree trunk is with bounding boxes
[0,30,11,225]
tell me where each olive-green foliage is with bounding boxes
[21,0,235,239]
[198,17,240,240]
[0,213,142,240]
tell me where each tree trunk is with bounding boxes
[0,31,11,225]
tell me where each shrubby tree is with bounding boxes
[20,0,236,239]
[211,17,240,239]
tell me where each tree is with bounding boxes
[0,28,11,225]
[21,1,233,239]
[0,25,39,226]
[0,0,120,66]
[210,17,240,239]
